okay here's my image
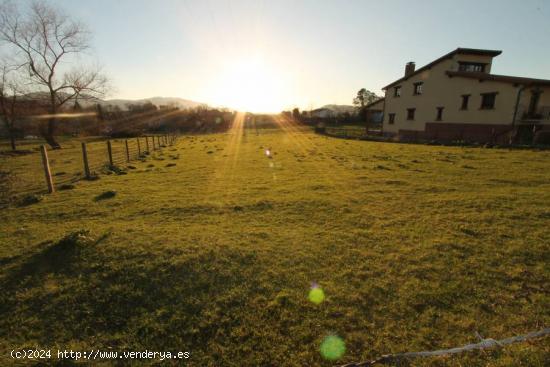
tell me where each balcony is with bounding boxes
[519,105,550,123]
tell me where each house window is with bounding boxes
[413,82,423,95]
[394,86,401,97]
[458,62,486,72]
[388,113,396,124]
[527,90,541,117]
[480,92,497,109]
[461,94,470,110]
[407,108,415,120]
[436,107,444,121]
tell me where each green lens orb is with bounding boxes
[308,287,325,305]
[320,335,346,360]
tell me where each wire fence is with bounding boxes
[323,126,384,139]
[0,134,177,200]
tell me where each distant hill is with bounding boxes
[22,92,206,110]
[100,97,206,110]
[320,104,357,114]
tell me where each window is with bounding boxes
[458,62,486,72]
[461,94,470,110]
[394,86,401,97]
[436,107,444,121]
[413,82,423,95]
[527,91,541,116]
[480,92,497,109]
[407,108,415,120]
[388,113,396,124]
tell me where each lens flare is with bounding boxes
[320,335,346,360]
[308,285,325,305]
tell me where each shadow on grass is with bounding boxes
[0,233,263,356]
[94,190,117,201]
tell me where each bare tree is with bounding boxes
[0,63,24,150]
[0,0,108,148]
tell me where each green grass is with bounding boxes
[1,129,549,366]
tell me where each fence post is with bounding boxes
[81,142,91,179]
[125,139,130,162]
[40,145,55,193]
[137,137,141,156]
[158,136,162,149]
[145,136,150,152]
[107,140,113,167]
[151,136,156,150]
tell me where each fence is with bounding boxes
[2,134,177,197]
[324,126,368,139]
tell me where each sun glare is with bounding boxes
[210,57,287,113]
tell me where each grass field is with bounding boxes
[1,128,549,366]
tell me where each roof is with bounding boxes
[364,98,385,109]
[383,48,503,90]
[446,71,550,87]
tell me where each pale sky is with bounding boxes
[55,0,549,112]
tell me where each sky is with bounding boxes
[53,0,550,112]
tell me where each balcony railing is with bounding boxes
[519,105,550,122]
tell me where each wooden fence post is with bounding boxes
[81,142,91,179]
[125,139,130,162]
[107,140,113,166]
[40,145,55,193]
[137,137,141,156]
[145,136,150,152]
[157,136,161,149]
[152,136,156,150]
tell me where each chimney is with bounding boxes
[405,61,415,77]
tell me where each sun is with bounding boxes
[210,57,286,113]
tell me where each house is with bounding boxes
[364,98,385,125]
[381,48,550,144]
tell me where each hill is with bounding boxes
[320,104,357,115]
[100,96,206,110]
[21,92,206,110]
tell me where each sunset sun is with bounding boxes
[211,57,286,113]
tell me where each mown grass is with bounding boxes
[0,129,549,366]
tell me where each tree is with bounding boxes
[292,107,300,120]
[354,88,380,127]
[0,63,24,150]
[0,0,108,148]
[353,88,378,108]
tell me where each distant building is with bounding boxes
[381,48,550,143]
